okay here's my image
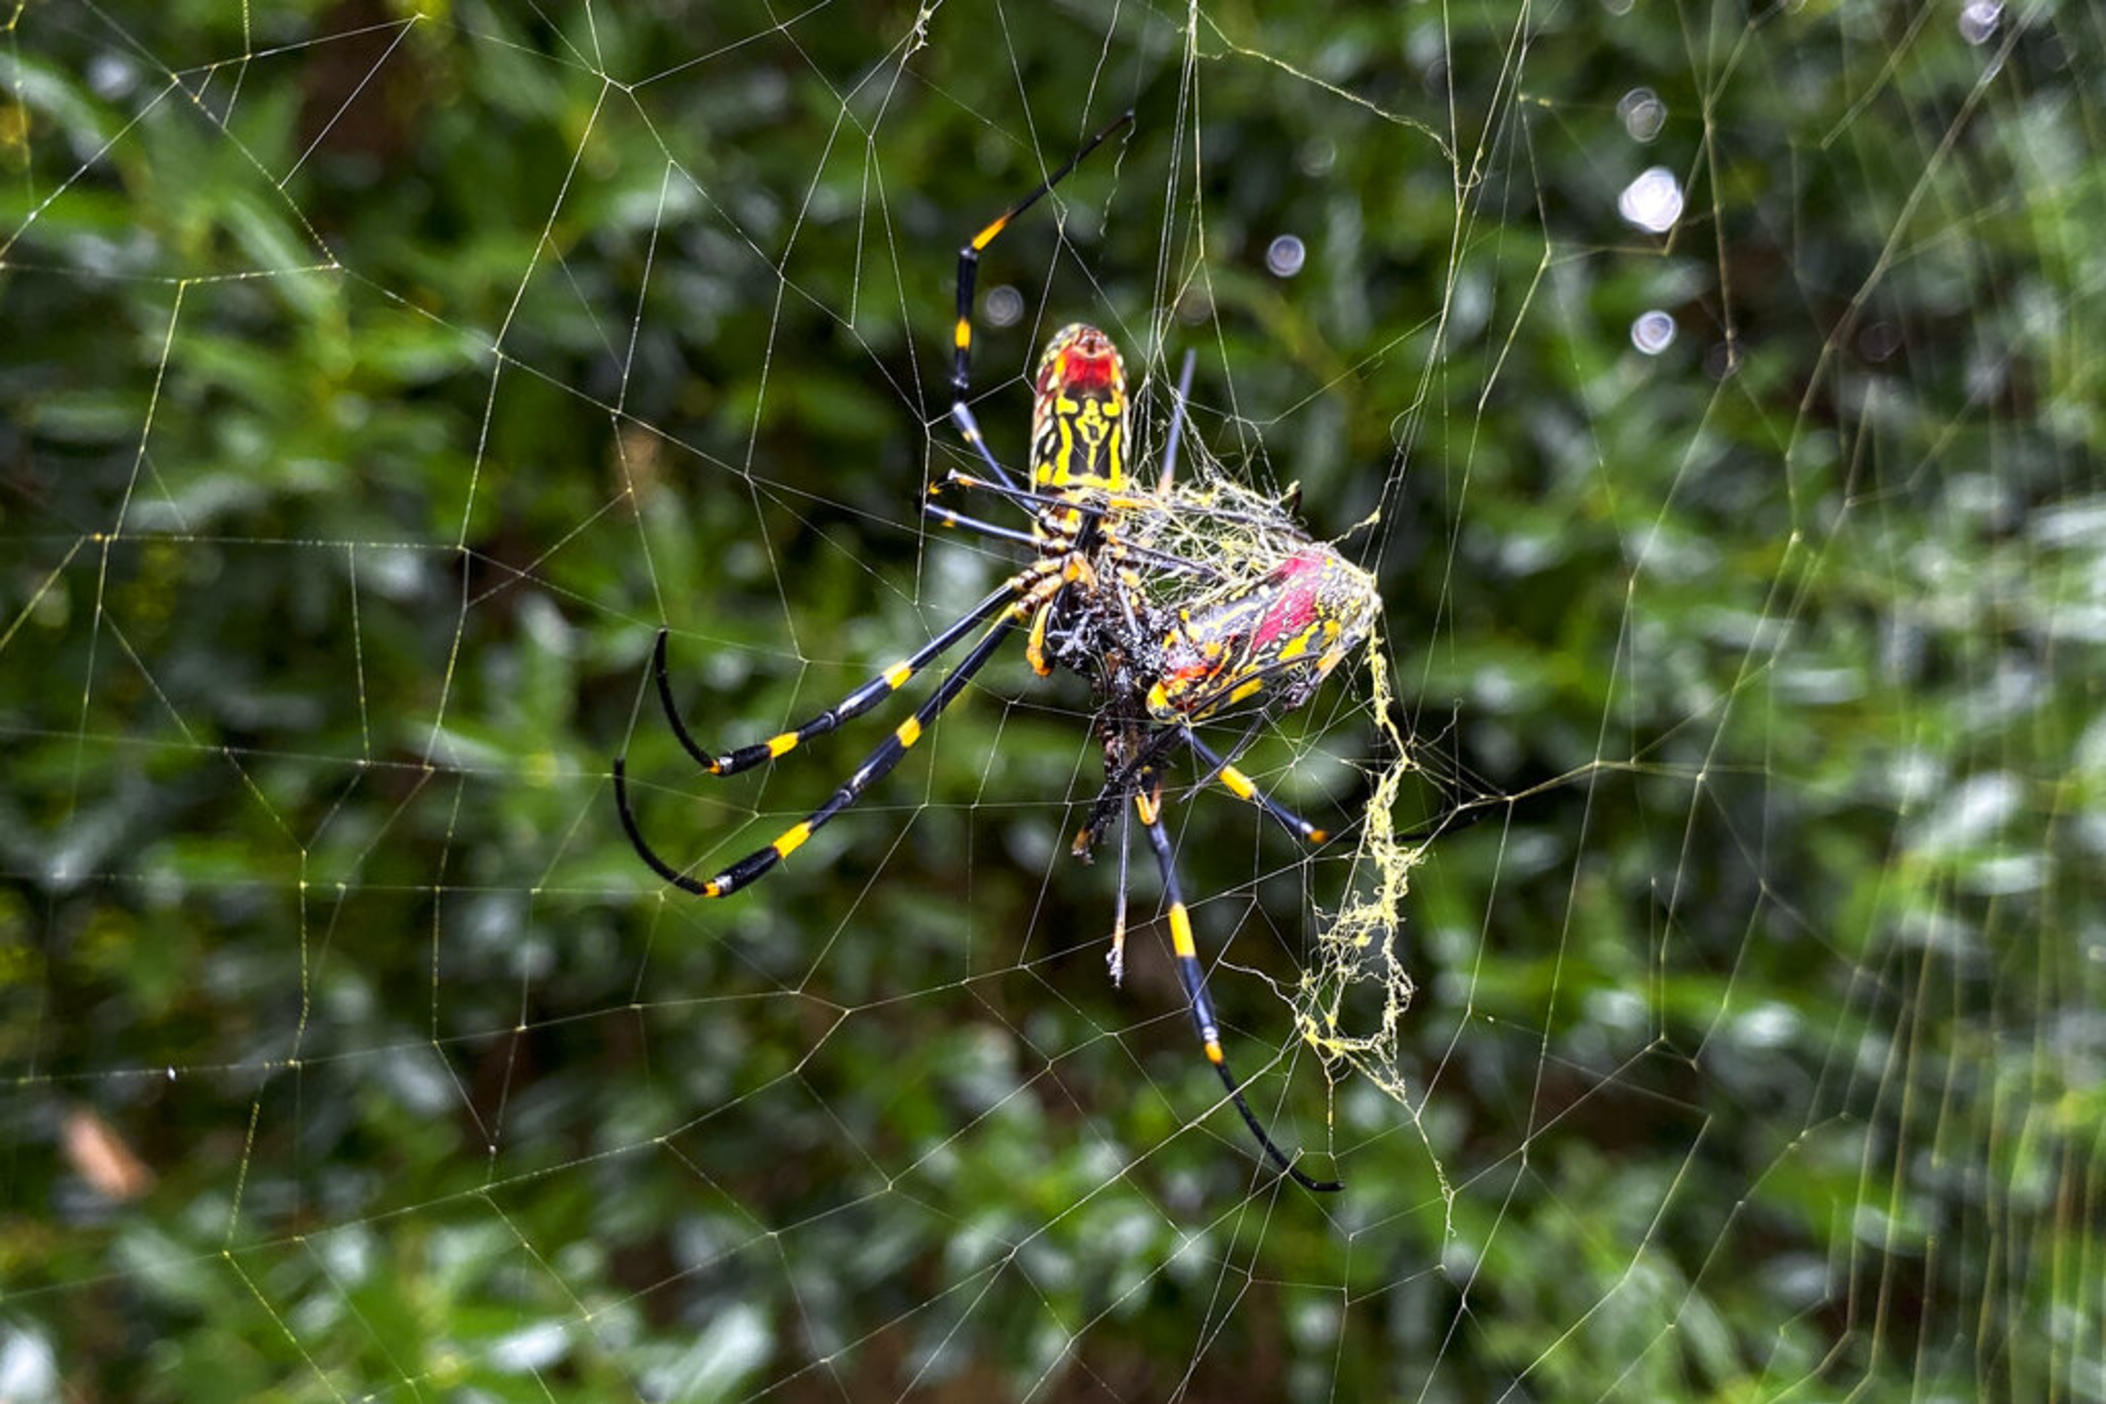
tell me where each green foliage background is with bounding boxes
[3,1,2101,1399]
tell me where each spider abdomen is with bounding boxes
[1031,324,1128,493]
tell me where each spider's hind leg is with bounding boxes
[1133,777,1342,1193]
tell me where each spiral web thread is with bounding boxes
[0,2,2098,1400]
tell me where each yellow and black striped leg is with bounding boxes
[923,500,1043,552]
[948,109,1135,442]
[1025,595,1060,677]
[1184,731,1330,844]
[944,401,1024,495]
[934,472,1121,521]
[613,617,1018,898]
[940,472,1281,544]
[648,576,1033,778]
[1135,782,1343,1193]
[935,476,1230,583]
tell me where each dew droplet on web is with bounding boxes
[985,284,1023,328]
[1959,0,2002,45]
[1618,166,1684,234]
[1617,87,1667,142]
[1630,309,1676,355]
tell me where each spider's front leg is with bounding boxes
[614,563,1069,898]
[644,569,1046,779]
[942,109,1133,500]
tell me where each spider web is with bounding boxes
[3,1,2101,1399]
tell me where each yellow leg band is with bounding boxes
[1167,901,1197,958]
[773,822,813,859]
[1026,605,1053,677]
[971,214,1010,250]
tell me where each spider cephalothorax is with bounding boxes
[614,113,1375,1193]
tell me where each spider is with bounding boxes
[613,113,1380,1192]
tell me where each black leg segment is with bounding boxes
[1136,783,1343,1193]
[648,575,1035,778]
[614,618,1019,899]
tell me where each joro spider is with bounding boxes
[613,112,1379,1193]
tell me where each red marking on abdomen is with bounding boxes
[1049,350,1119,393]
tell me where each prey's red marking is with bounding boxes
[1250,552,1326,648]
